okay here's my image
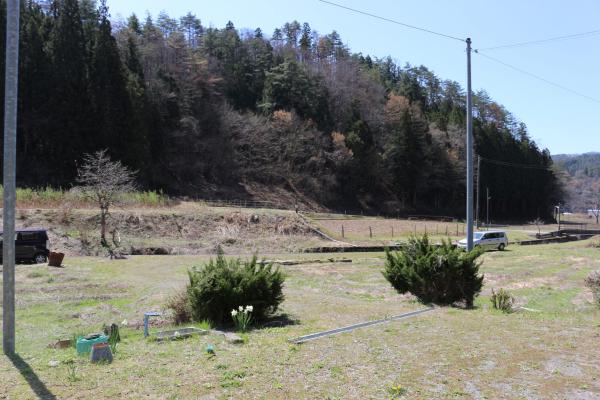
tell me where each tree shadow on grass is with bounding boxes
[6,353,57,400]
[259,313,300,328]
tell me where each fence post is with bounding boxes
[392,226,394,238]
[342,225,345,239]
[369,226,372,238]
[456,223,459,236]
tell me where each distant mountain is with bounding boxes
[552,153,600,212]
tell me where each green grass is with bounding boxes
[1,242,599,399]
[0,185,171,208]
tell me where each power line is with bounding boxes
[477,29,600,51]
[475,51,600,104]
[480,156,554,171]
[317,0,465,42]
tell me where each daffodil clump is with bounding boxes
[231,305,253,332]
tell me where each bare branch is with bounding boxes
[76,149,137,242]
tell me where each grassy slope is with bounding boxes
[0,241,599,399]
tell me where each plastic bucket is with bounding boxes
[76,335,108,355]
[48,252,64,267]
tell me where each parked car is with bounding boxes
[457,230,508,251]
[0,228,50,264]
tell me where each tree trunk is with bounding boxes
[100,208,107,244]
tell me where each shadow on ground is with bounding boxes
[260,313,300,328]
[6,353,56,400]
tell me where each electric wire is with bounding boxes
[479,156,555,171]
[477,29,600,51]
[474,51,600,104]
[317,0,465,42]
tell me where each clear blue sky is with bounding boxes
[109,0,600,155]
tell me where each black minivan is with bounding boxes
[0,228,50,264]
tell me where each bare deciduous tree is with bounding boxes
[77,149,136,246]
[530,218,544,238]
[592,202,600,225]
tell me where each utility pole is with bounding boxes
[486,187,491,227]
[475,155,481,228]
[3,0,20,355]
[466,38,474,251]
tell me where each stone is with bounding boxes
[224,332,244,344]
[48,360,60,367]
[210,329,244,344]
[48,339,72,349]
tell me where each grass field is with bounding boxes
[1,240,600,399]
[309,216,544,244]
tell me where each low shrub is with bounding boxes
[588,240,600,249]
[165,289,192,325]
[585,270,600,306]
[491,288,514,313]
[187,250,285,325]
[383,235,484,307]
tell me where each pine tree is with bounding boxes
[179,12,202,47]
[127,13,142,35]
[299,22,311,61]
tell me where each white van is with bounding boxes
[457,231,508,251]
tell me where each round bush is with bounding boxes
[187,250,285,325]
[383,235,484,307]
[585,270,600,306]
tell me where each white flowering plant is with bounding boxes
[231,305,253,332]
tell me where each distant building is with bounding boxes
[588,209,600,217]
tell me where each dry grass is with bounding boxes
[0,240,599,399]
[310,216,537,244]
[13,207,326,257]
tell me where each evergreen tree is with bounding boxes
[17,1,52,184]
[127,13,142,35]
[48,0,90,183]
[261,61,329,127]
[90,0,145,169]
[299,22,311,60]
[179,12,202,47]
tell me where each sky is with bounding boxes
[108,0,600,155]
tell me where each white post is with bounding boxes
[3,0,20,355]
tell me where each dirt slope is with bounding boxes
[8,205,326,256]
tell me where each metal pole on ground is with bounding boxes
[3,0,20,355]
[465,38,474,251]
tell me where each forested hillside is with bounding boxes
[553,153,600,211]
[0,0,563,220]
